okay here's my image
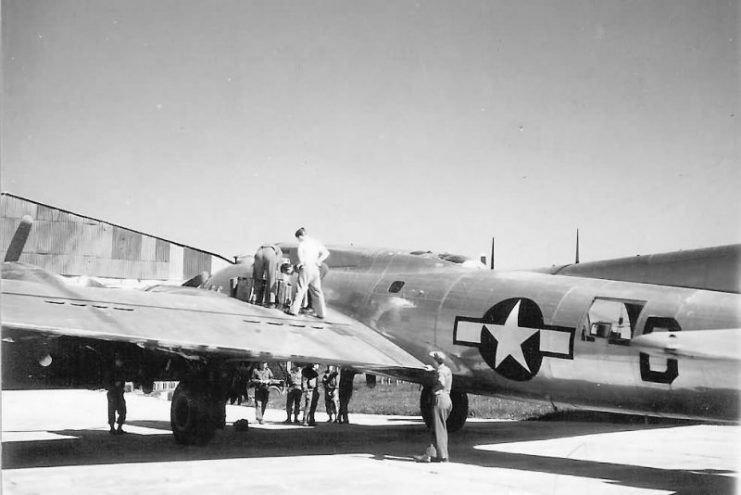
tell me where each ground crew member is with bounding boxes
[251,362,274,424]
[285,228,329,319]
[227,361,250,405]
[337,368,356,424]
[284,364,303,424]
[105,354,127,435]
[277,261,294,309]
[322,365,339,422]
[253,244,283,307]
[301,363,320,426]
[415,351,453,463]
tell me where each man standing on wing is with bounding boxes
[252,244,283,307]
[285,228,329,319]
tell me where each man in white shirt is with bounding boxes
[286,227,329,318]
[415,351,453,463]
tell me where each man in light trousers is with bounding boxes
[286,227,329,319]
[415,351,453,463]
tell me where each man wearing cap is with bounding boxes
[285,228,329,319]
[415,351,453,463]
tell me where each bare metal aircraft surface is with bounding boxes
[2,215,740,445]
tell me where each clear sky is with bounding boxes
[2,0,739,269]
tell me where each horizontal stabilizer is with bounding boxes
[632,329,741,361]
[550,244,741,293]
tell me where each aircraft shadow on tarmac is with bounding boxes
[2,414,735,495]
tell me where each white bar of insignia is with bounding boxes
[539,329,570,354]
[456,320,483,344]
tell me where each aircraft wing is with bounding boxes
[1,263,426,372]
[631,329,741,361]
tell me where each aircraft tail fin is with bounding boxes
[4,215,33,262]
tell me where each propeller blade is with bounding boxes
[4,215,33,262]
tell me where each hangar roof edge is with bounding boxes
[1,192,233,265]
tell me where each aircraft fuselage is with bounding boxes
[311,247,741,421]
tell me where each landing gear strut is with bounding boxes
[420,386,468,432]
[170,378,225,445]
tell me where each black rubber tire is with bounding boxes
[447,389,468,432]
[170,380,218,445]
[420,386,433,428]
[419,387,468,432]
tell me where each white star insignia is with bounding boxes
[484,300,539,372]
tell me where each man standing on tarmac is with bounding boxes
[415,351,453,463]
[301,363,320,426]
[337,368,356,424]
[105,353,127,435]
[284,364,303,424]
[322,365,339,422]
[251,362,274,424]
[285,228,329,319]
[253,244,283,307]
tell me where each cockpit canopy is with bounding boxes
[410,250,484,268]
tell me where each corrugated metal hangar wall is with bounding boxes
[1,193,231,282]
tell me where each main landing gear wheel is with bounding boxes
[420,387,468,432]
[170,379,224,445]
